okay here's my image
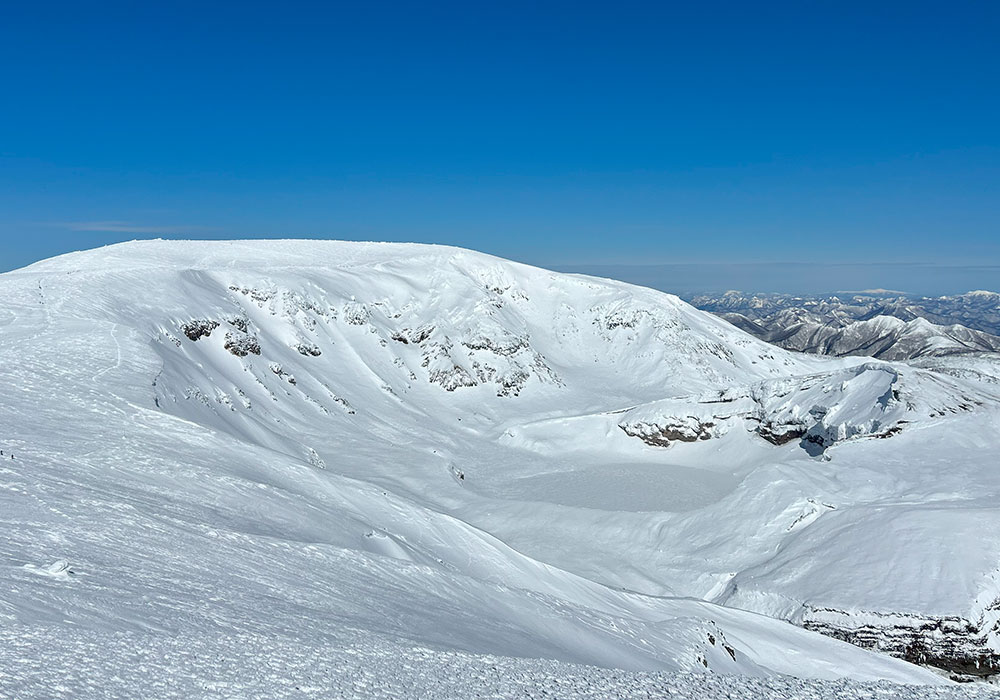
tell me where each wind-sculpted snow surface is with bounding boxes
[2,240,1000,694]
[6,628,1000,700]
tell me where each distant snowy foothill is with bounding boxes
[2,240,999,698]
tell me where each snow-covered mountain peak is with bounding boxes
[3,240,1000,690]
[14,239,839,409]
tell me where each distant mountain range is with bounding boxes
[690,290,1000,361]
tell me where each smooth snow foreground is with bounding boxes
[1,240,999,697]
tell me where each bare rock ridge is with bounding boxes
[801,603,1000,680]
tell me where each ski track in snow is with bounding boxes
[91,323,123,382]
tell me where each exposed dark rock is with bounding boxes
[462,334,529,356]
[803,608,1000,679]
[295,342,322,357]
[428,365,478,391]
[224,332,261,357]
[619,420,718,447]
[332,396,355,414]
[343,302,370,325]
[229,286,275,306]
[598,310,644,330]
[496,369,530,397]
[803,433,826,447]
[269,363,296,385]
[181,320,219,341]
[755,422,807,445]
[873,421,907,438]
[391,326,435,345]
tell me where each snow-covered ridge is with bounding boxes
[617,362,992,453]
[2,239,1000,692]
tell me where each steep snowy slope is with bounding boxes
[2,240,999,694]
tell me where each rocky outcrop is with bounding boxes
[181,319,219,341]
[268,363,296,385]
[427,364,478,392]
[462,333,529,357]
[391,326,434,345]
[182,318,262,359]
[620,417,720,447]
[342,301,371,326]
[801,605,1000,680]
[396,323,556,397]
[754,421,806,445]
[294,342,322,357]
[224,332,261,357]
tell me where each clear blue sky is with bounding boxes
[1,1,998,289]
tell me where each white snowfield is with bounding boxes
[3,629,1000,700]
[1,240,999,698]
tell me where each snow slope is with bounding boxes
[2,239,999,694]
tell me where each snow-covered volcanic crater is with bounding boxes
[3,240,1000,696]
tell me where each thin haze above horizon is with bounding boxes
[1,1,998,293]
